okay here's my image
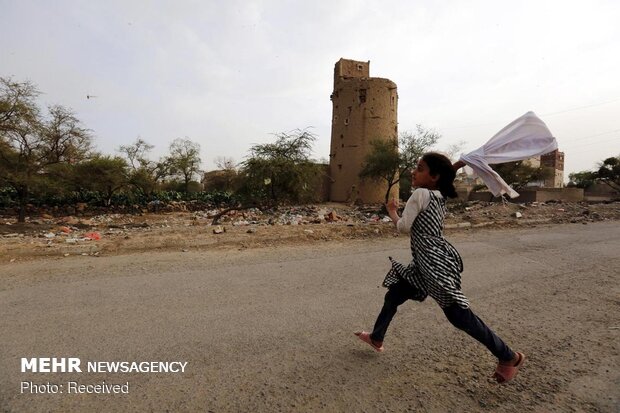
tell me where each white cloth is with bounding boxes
[459,111,558,198]
[396,189,443,234]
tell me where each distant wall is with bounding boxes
[469,188,584,202]
[456,188,472,201]
[316,164,331,202]
[584,183,620,201]
[468,192,496,202]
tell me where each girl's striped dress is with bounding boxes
[383,191,470,309]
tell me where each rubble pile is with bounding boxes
[205,205,375,226]
[1,200,619,261]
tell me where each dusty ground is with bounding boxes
[1,200,620,262]
[0,221,618,412]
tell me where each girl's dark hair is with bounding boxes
[421,152,458,199]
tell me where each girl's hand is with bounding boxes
[453,160,466,171]
[386,197,399,212]
[386,197,400,227]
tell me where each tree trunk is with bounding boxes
[384,181,396,204]
[17,185,28,223]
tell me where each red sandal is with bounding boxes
[354,331,384,352]
[493,352,525,383]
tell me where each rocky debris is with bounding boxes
[1,201,619,259]
[4,200,620,232]
[445,222,472,229]
[325,211,339,222]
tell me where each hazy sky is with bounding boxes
[2,0,619,178]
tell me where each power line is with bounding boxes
[561,128,620,143]
[436,97,620,131]
[541,98,620,117]
[562,135,620,149]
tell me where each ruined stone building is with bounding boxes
[329,58,399,203]
[523,149,565,188]
[541,149,565,188]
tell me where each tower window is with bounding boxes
[357,64,363,71]
[359,89,367,104]
[344,118,349,126]
[338,164,343,170]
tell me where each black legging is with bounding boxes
[369,279,515,361]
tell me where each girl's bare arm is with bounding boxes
[386,198,400,227]
[453,160,466,171]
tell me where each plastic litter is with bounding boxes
[84,232,101,241]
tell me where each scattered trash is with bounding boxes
[181,248,189,252]
[84,232,101,241]
[325,211,339,222]
[1,200,619,257]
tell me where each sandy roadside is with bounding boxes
[2,201,619,262]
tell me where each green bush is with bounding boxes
[0,187,240,210]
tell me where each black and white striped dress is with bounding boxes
[383,191,470,309]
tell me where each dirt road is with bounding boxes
[1,222,619,412]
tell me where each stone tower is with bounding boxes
[329,58,399,203]
[541,149,565,188]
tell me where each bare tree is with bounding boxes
[119,138,154,171]
[360,125,440,203]
[167,138,202,192]
[214,156,237,171]
[118,138,170,196]
[444,140,467,163]
[240,129,319,203]
[42,104,92,163]
[0,78,92,221]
